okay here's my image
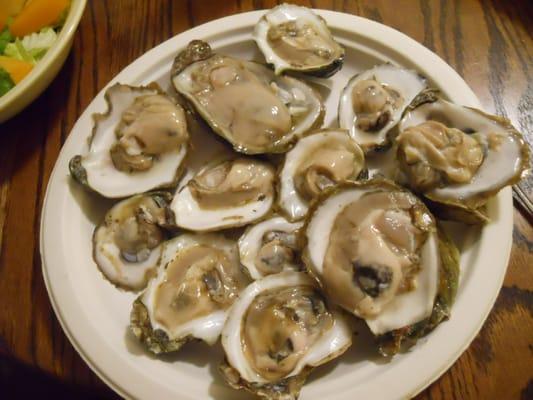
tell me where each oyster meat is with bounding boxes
[93,192,174,290]
[279,129,365,221]
[238,216,304,279]
[339,64,427,152]
[171,157,276,231]
[254,4,344,76]
[220,271,352,399]
[303,180,459,353]
[396,95,529,223]
[130,233,250,353]
[171,40,324,154]
[69,83,189,198]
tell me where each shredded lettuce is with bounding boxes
[0,28,13,54]
[4,27,58,63]
[5,39,32,62]
[0,67,15,97]
[22,27,58,59]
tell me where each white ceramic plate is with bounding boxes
[40,10,513,400]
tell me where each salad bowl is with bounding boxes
[0,0,86,123]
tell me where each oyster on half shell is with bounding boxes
[278,129,366,221]
[254,4,344,77]
[302,180,459,355]
[69,83,189,198]
[395,93,530,223]
[93,192,174,290]
[220,272,352,399]
[130,233,250,353]
[338,64,427,153]
[171,157,276,231]
[171,40,324,154]
[238,216,304,280]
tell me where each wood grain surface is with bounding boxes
[0,1,531,399]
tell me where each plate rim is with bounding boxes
[40,9,513,400]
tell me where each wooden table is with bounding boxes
[0,1,531,399]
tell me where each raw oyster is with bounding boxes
[396,93,529,223]
[254,4,344,76]
[302,180,459,354]
[171,40,324,154]
[171,157,276,231]
[238,216,304,279]
[130,233,250,353]
[338,64,427,152]
[93,192,174,290]
[69,83,189,198]
[278,129,365,221]
[220,271,352,399]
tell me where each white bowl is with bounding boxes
[0,0,87,123]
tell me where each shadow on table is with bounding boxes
[0,51,77,189]
[0,353,119,400]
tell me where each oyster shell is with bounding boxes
[338,64,427,153]
[220,271,352,399]
[171,40,324,154]
[396,93,530,223]
[93,192,174,290]
[130,233,250,353]
[69,83,189,198]
[238,216,304,279]
[254,4,344,76]
[171,157,276,231]
[278,129,365,221]
[302,180,459,352]
[377,224,459,356]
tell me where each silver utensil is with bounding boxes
[513,180,533,221]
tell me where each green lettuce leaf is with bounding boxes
[4,27,58,63]
[21,27,58,60]
[0,67,15,97]
[5,39,34,62]
[0,28,13,54]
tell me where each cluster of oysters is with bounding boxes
[69,4,529,399]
